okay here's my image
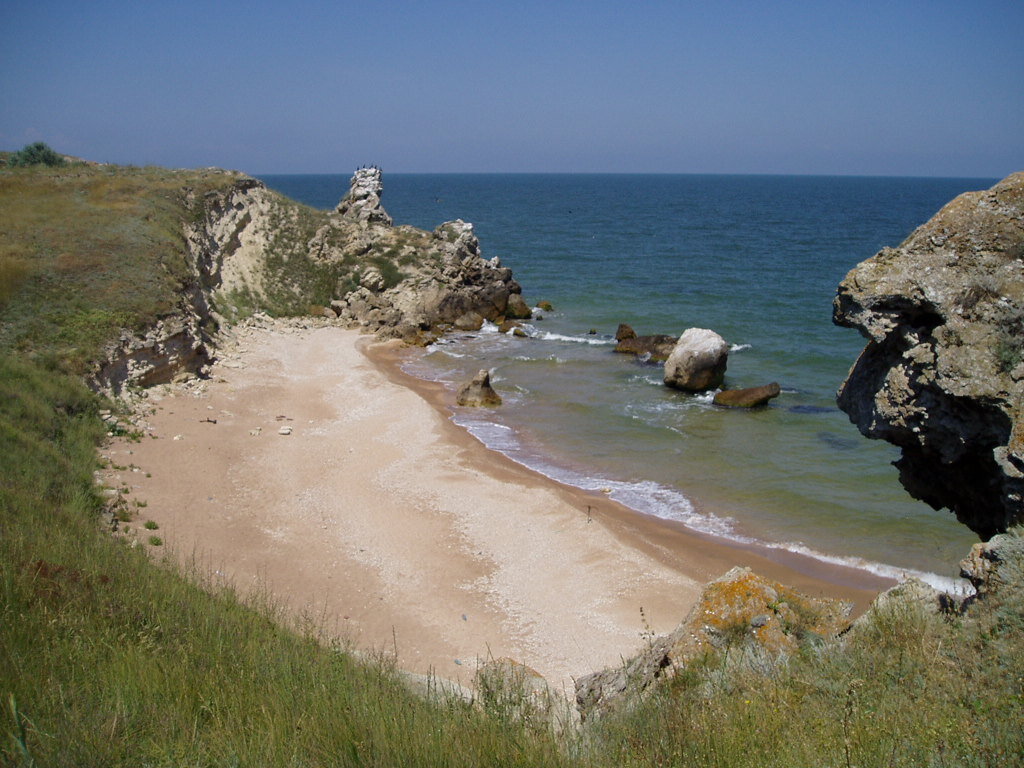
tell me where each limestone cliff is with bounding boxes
[92,167,523,393]
[833,172,1024,539]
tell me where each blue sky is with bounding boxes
[2,0,1022,176]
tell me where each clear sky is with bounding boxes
[2,0,1022,176]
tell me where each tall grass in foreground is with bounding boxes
[0,356,566,767]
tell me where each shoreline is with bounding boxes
[103,321,888,693]
[367,338,896,606]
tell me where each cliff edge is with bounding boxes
[833,172,1024,539]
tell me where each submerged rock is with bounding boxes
[613,323,677,361]
[714,382,781,408]
[456,369,502,407]
[833,172,1024,539]
[663,328,729,391]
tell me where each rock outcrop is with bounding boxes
[663,328,729,391]
[713,382,781,408]
[575,567,852,719]
[456,370,502,407]
[833,172,1024,539]
[89,168,526,394]
[614,323,678,362]
[960,530,1024,596]
[335,166,393,226]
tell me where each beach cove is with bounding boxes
[103,318,889,691]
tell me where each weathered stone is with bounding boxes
[512,327,528,338]
[714,382,781,408]
[833,172,1024,539]
[456,370,502,407]
[576,567,852,719]
[960,531,1024,595]
[848,578,946,636]
[475,658,577,733]
[454,311,485,331]
[663,328,729,391]
[615,323,637,341]
[505,293,532,319]
[614,334,678,362]
[537,300,554,312]
[335,166,393,226]
[498,319,521,334]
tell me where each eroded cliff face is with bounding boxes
[90,168,523,393]
[833,172,1024,539]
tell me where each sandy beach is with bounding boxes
[102,320,890,691]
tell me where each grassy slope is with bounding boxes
[1,160,1021,766]
[0,163,565,766]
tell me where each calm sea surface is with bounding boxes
[260,173,996,586]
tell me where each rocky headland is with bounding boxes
[91,167,525,394]
[834,172,1024,539]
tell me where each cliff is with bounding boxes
[833,172,1024,539]
[81,167,522,393]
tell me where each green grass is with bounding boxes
[0,164,240,374]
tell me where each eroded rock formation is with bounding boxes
[456,369,502,407]
[91,168,526,394]
[833,172,1024,539]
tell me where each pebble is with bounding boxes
[278,426,293,435]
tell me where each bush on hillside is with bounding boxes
[8,141,65,167]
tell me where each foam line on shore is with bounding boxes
[440,381,970,597]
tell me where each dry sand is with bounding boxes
[103,320,890,692]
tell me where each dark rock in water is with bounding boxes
[817,432,860,451]
[714,382,781,408]
[456,369,502,407]
[537,300,554,312]
[833,172,1024,539]
[504,292,532,319]
[512,327,528,338]
[663,328,729,391]
[497,319,521,334]
[615,334,678,361]
[615,323,637,341]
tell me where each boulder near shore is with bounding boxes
[663,328,729,391]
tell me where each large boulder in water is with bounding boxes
[663,328,729,391]
[456,369,502,407]
[833,172,1024,539]
[714,382,781,408]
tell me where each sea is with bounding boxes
[259,173,998,590]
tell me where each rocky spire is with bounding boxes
[335,166,393,226]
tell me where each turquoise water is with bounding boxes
[261,173,995,585]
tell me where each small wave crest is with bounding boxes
[730,343,751,352]
[538,331,616,346]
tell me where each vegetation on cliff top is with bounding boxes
[1,156,1021,765]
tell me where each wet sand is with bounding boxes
[102,320,890,692]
